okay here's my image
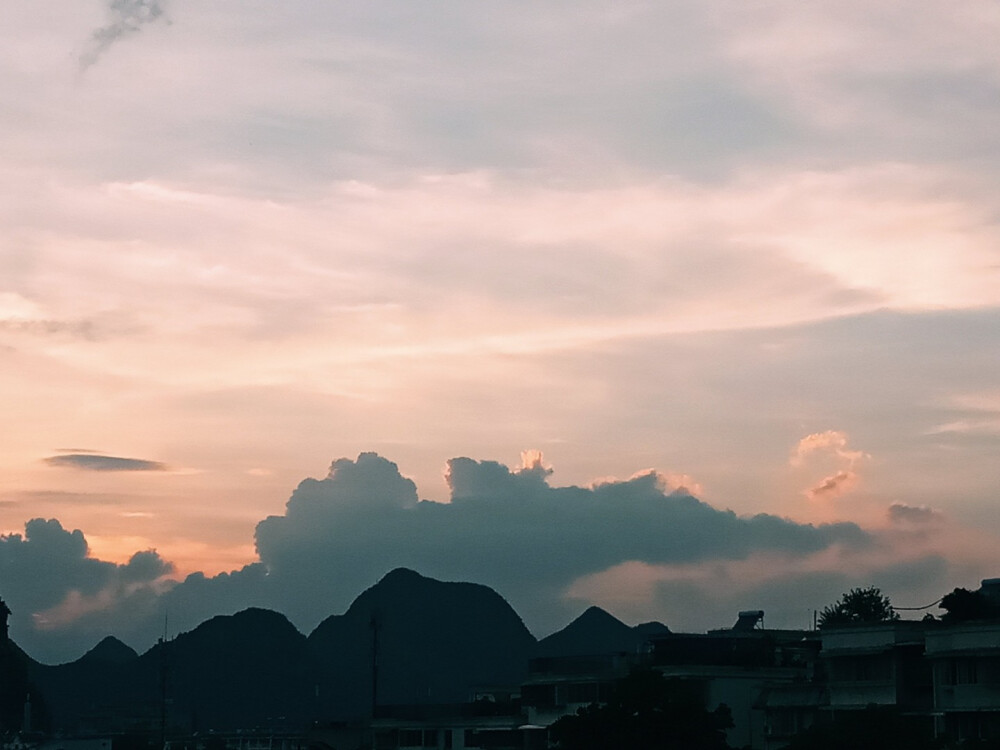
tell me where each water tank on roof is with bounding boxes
[733,610,764,631]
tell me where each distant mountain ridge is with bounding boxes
[534,605,669,658]
[15,568,667,732]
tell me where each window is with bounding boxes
[852,656,891,681]
[399,730,423,747]
[945,658,980,685]
[960,658,979,685]
[521,684,556,707]
[567,682,599,704]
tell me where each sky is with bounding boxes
[1,0,999,664]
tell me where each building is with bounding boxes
[369,694,545,750]
[821,620,932,715]
[648,616,819,750]
[926,622,1000,743]
[520,654,635,730]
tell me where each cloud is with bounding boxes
[648,553,951,634]
[80,0,167,71]
[925,391,1000,439]
[567,549,951,634]
[888,503,943,525]
[0,450,978,663]
[121,549,174,583]
[593,469,704,498]
[807,469,858,500]
[13,445,997,664]
[43,453,168,472]
[791,430,866,466]
[248,452,868,635]
[792,430,868,501]
[0,319,96,338]
[0,490,128,507]
[0,518,173,660]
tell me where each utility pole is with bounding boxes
[159,614,169,750]
[369,613,380,719]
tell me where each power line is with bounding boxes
[895,597,943,611]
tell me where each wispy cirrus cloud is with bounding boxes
[926,391,1000,438]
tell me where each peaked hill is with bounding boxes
[145,607,315,731]
[28,636,137,730]
[78,635,138,665]
[309,568,536,719]
[535,606,669,658]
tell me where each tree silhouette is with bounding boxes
[940,588,1000,623]
[0,598,10,643]
[818,586,900,627]
[549,668,733,750]
[783,706,939,750]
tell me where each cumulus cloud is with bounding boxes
[44,453,168,472]
[792,430,868,500]
[80,0,168,71]
[250,452,868,634]
[121,549,175,583]
[888,502,943,525]
[594,469,704,498]
[0,519,173,661]
[791,430,866,466]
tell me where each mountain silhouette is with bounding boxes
[534,606,669,658]
[148,607,315,732]
[25,569,538,731]
[28,636,138,731]
[78,636,138,665]
[31,609,314,733]
[1,637,49,733]
[308,568,536,720]
[635,621,671,638]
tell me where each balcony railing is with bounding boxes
[936,683,1000,710]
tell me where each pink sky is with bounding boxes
[1,0,999,662]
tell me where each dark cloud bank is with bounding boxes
[4,453,883,663]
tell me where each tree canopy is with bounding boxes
[818,586,900,627]
[939,587,1000,623]
[783,706,940,750]
[549,668,734,750]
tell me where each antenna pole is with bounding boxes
[160,613,169,750]
[370,613,379,719]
